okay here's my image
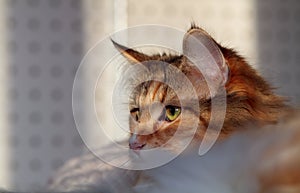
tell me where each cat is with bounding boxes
[47,119,300,193]
[112,25,290,151]
[44,25,300,193]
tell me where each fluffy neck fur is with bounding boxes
[219,46,289,135]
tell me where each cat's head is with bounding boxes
[112,26,230,151]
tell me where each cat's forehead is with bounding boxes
[126,54,197,108]
[138,53,188,80]
[130,80,178,107]
[149,53,183,68]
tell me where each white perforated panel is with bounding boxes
[4,0,86,190]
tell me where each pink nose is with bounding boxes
[129,134,146,150]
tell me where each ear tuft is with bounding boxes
[189,22,201,31]
[111,39,150,64]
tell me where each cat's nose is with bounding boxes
[129,134,146,150]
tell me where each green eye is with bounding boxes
[165,106,181,122]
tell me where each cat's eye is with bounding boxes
[130,108,140,121]
[165,106,181,122]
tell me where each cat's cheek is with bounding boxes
[145,128,176,149]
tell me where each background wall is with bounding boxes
[0,0,299,191]
[257,0,300,103]
[3,0,86,190]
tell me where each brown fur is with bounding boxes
[47,25,299,193]
[220,46,290,135]
[114,25,291,150]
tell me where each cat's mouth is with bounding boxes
[129,135,146,150]
[129,143,146,150]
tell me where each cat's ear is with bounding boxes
[111,39,150,63]
[182,28,228,87]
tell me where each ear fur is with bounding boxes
[111,39,150,63]
[182,27,228,89]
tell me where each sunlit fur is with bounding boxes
[121,25,290,151]
[46,25,300,193]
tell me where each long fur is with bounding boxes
[46,114,300,193]
[47,25,298,193]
